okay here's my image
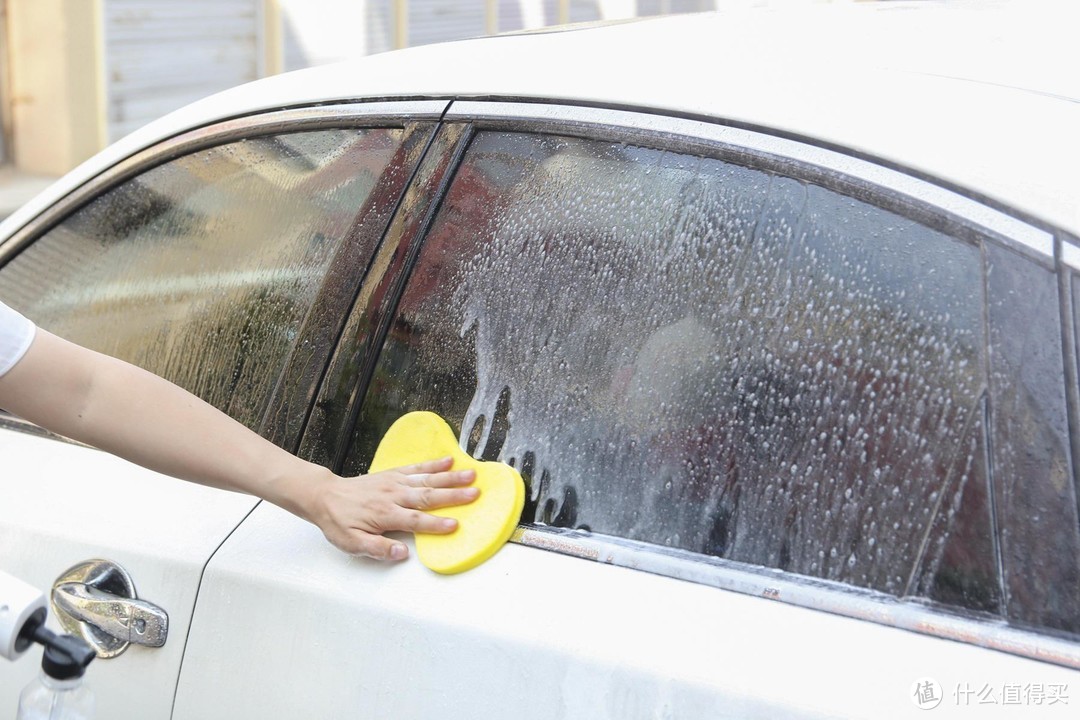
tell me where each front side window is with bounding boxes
[342,129,1077,633]
[0,127,412,430]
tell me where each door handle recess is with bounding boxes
[51,560,168,658]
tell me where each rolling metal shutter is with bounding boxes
[407,0,486,47]
[104,0,261,143]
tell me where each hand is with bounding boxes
[301,457,478,561]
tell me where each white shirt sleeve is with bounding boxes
[0,300,36,378]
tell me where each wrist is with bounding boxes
[264,460,336,524]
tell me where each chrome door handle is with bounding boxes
[51,560,169,658]
[53,583,168,646]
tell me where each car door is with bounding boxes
[172,103,1080,718]
[0,101,443,719]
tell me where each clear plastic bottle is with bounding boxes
[16,640,95,720]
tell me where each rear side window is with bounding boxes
[343,130,1078,634]
[985,244,1080,634]
[0,128,411,430]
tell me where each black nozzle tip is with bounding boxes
[13,607,48,654]
[41,634,95,680]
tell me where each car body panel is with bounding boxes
[0,426,256,719]
[173,502,1078,719]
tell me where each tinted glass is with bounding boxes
[343,131,1010,612]
[987,245,1080,633]
[0,128,407,430]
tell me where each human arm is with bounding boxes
[0,329,477,560]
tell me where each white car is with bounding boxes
[2,1,1078,717]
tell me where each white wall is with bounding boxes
[279,0,395,71]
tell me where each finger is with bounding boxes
[401,469,476,489]
[341,532,410,561]
[391,456,454,475]
[399,510,459,534]
[407,486,479,511]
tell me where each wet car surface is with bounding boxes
[1,2,1078,717]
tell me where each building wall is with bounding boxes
[0,0,9,163]
[278,0,395,71]
[7,0,105,176]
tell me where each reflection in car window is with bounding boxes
[343,131,1077,633]
[0,128,408,430]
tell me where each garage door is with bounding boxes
[103,0,261,143]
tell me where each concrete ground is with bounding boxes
[0,165,58,222]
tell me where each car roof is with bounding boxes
[4,0,1078,239]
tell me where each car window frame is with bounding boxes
[1060,238,1080,557]
[311,100,1079,670]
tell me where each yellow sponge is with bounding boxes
[369,411,525,574]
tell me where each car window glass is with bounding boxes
[342,130,1067,628]
[912,407,1001,615]
[0,128,408,430]
[987,245,1080,634]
